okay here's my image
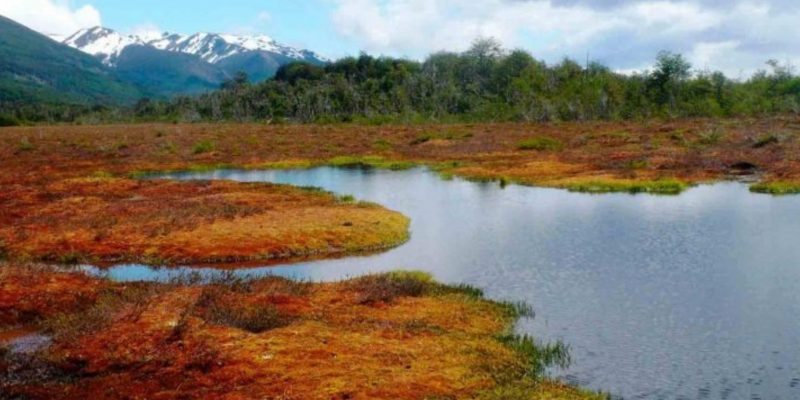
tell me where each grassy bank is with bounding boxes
[0,265,604,399]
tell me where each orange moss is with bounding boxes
[0,265,108,325]
[0,177,408,264]
[0,266,600,399]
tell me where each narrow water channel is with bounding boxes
[91,167,800,400]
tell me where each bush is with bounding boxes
[192,140,216,154]
[0,114,19,127]
[697,127,725,145]
[350,271,433,304]
[517,137,564,151]
[203,301,291,333]
[753,132,782,148]
[17,139,34,152]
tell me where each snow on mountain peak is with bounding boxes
[64,27,145,66]
[61,26,327,66]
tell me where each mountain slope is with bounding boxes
[0,16,141,105]
[115,45,229,96]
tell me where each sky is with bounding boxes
[2,0,800,77]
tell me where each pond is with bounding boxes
[93,167,800,399]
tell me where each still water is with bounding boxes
[97,167,800,399]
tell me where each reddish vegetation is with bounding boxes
[0,265,108,326]
[2,117,799,184]
[0,119,795,398]
[1,118,798,262]
[0,266,601,399]
[0,176,408,264]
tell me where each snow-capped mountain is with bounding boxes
[62,26,328,67]
[63,27,145,65]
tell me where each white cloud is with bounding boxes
[256,11,272,24]
[0,0,101,36]
[330,0,800,76]
[131,23,164,42]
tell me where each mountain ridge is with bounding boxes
[62,26,328,69]
[0,15,141,107]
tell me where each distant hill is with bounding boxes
[115,45,229,97]
[0,15,141,106]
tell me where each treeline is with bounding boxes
[4,39,800,125]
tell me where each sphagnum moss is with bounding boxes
[0,266,602,399]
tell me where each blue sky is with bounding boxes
[3,0,800,76]
[73,0,353,57]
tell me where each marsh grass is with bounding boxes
[337,194,356,203]
[185,272,305,333]
[17,138,34,152]
[562,178,688,194]
[411,129,473,145]
[349,271,517,307]
[697,127,725,145]
[753,132,783,148]
[372,139,392,151]
[201,300,291,334]
[327,155,417,170]
[192,139,216,154]
[518,137,564,152]
[349,271,432,304]
[43,284,161,341]
[750,181,800,194]
[498,334,572,378]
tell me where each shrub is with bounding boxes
[350,271,433,304]
[372,139,392,151]
[697,127,725,145]
[43,285,159,341]
[17,138,34,152]
[203,302,291,333]
[337,194,356,203]
[0,114,19,127]
[517,137,564,151]
[192,140,216,154]
[411,130,473,145]
[753,132,782,148]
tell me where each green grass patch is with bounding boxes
[192,139,216,154]
[753,132,783,148]
[498,334,572,379]
[517,137,564,152]
[17,138,34,152]
[251,160,318,169]
[411,129,473,145]
[697,127,725,145]
[561,179,689,194]
[327,155,417,170]
[750,181,800,195]
[372,139,393,151]
[624,159,649,170]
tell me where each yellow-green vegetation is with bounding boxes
[326,155,418,170]
[750,181,800,194]
[192,139,216,154]
[557,178,690,195]
[518,136,565,151]
[411,129,474,145]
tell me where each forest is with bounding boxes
[3,39,800,125]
